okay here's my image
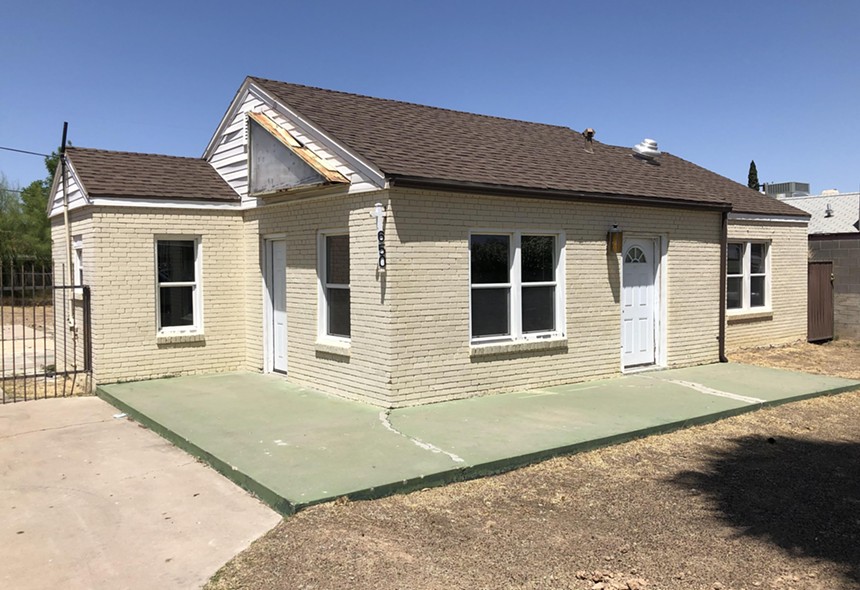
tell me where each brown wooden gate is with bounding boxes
[808,261,834,342]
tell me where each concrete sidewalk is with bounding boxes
[0,397,279,590]
[98,364,859,515]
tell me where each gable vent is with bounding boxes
[633,138,661,160]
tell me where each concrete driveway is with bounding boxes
[0,397,280,590]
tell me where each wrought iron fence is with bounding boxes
[0,260,92,403]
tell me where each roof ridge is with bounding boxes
[249,76,577,132]
[67,146,205,162]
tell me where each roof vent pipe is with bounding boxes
[633,138,661,160]
[582,128,595,154]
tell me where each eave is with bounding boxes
[388,175,734,212]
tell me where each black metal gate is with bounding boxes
[808,261,834,343]
[0,260,92,403]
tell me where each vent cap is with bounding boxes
[633,138,661,160]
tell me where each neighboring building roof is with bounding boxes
[251,77,806,217]
[65,147,239,202]
[778,192,860,234]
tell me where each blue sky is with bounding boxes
[2,1,858,194]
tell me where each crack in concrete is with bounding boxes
[378,410,465,464]
[665,379,766,404]
[0,418,114,441]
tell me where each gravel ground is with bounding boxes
[208,343,860,590]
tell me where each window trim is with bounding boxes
[72,235,84,297]
[726,240,771,314]
[317,229,351,344]
[155,236,203,335]
[469,229,566,345]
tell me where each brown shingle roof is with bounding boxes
[252,77,806,217]
[66,147,238,202]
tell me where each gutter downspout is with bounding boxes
[718,210,728,362]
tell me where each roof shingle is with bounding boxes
[66,147,238,202]
[778,193,860,234]
[252,77,806,217]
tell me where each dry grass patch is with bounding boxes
[730,339,860,380]
[1,374,92,402]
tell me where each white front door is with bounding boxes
[621,238,656,368]
[266,239,288,373]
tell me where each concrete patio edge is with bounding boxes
[97,377,860,517]
[97,386,298,515]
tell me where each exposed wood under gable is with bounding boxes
[248,111,348,186]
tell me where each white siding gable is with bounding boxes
[205,80,384,206]
[47,160,91,219]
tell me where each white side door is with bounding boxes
[266,239,288,373]
[621,239,656,368]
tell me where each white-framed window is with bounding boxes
[156,238,202,333]
[318,231,350,340]
[72,235,84,287]
[470,231,565,343]
[726,241,769,311]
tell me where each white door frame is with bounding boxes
[620,235,668,371]
[262,234,288,374]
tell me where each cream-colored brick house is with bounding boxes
[48,77,809,407]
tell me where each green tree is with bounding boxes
[0,174,25,259]
[747,160,760,191]
[0,149,60,262]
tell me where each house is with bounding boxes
[48,77,809,407]
[778,190,860,340]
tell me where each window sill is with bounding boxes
[727,309,773,323]
[156,333,206,345]
[315,339,351,358]
[470,336,568,358]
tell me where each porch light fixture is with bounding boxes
[607,224,623,254]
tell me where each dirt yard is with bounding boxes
[730,339,860,380]
[207,341,860,590]
[1,304,55,333]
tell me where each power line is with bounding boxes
[0,146,51,158]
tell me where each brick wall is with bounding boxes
[810,236,860,339]
[54,195,811,406]
[82,207,246,384]
[725,220,808,349]
[384,189,722,407]
[242,190,393,405]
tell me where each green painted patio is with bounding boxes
[97,364,859,515]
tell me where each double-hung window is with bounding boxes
[156,239,201,333]
[319,232,350,339]
[470,232,563,343]
[726,241,769,311]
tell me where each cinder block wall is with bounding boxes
[810,236,860,340]
[242,190,394,405]
[82,207,247,383]
[725,220,808,349]
[383,189,722,407]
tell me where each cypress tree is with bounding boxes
[747,160,760,190]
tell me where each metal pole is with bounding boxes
[61,122,73,288]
